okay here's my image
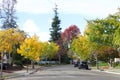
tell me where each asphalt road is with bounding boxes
[7,65,120,80]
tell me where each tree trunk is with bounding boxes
[94,53,99,69]
[59,55,61,64]
[8,52,11,64]
[108,59,113,68]
[96,56,99,69]
[11,45,16,66]
[45,57,48,65]
[0,53,3,77]
[31,60,34,69]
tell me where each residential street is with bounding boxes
[6,65,120,80]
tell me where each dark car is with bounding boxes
[0,63,10,70]
[73,60,80,67]
[74,62,79,67]
[78,61,89,70]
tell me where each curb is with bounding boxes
[4,69,38,79]
[4,73,25,79]
[104,71,120,75]
[92,69,120,75]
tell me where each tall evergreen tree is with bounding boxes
[49,4,62,42]
[0,0,18,29]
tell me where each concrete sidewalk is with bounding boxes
[2,68,39,80]
[91,67,120,75]
[104,68,120,75]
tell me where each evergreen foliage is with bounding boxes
[49,4,62,42]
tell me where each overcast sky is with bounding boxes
[2,0,120,41]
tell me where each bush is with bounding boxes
[61,54,70,64]
[98,61,108,67]
[113,62,120,68]
[14,60,23,67]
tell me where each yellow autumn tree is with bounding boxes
[8,28,26,45]
[71,35,91,60]
[41,42,59,61]
[0,30,12,53]
[113,27,120,47]
[0,28,26,52]
[47,42,59,59]
[17,35,42,61]
[0,28,26,66]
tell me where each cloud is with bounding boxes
[21,19,50,42]
[22,19,39,33]
[37,32,50,42]
[57,0,119,17]
[0,0,119,16]
[16,0,53,14]
[16,0,120,17]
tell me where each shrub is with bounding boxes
[113,62,120,68]
[14,60,23,67]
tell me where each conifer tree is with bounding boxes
[49,4,62,42]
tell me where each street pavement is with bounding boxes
[2,65,120,80]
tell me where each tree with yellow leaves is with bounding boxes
[0,28,26,75]
[0,28,26,62]
[71,35,91,60]
[17,34,43,70]
[113,26,120,47]
[17,35,42,61]
[41,42,59,62]
[5,28,26,65]
[48,42,59,59]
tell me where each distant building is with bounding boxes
[114,58,120,62]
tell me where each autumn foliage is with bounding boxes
[0,28,26,53]
[17,35,59,61]
[61,25,80,42]
[17,35,42,61]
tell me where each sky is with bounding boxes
[6,0,120,41]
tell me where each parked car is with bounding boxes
[73,59,80,67]
[0,63,10,70]
[78,61,90,70]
